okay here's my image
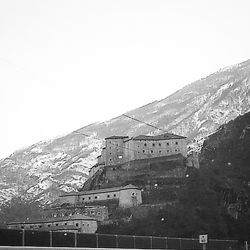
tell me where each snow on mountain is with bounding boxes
[0,59,250,204]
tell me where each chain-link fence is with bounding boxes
[0,229,238,249]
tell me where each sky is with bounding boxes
[1,0,250,159]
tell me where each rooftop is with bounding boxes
[105,135,129,140]
[7,214,96,225]
[59,184,140,197]
[132,132,186,141]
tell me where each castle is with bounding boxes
[7,132,187,234]
[90,132,187,177]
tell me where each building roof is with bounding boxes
[105,135,129,140]
[7,214,96,225]
[59,184,140,197]
[132,132,186,141]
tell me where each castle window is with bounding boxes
[167,150,169,153]
[39,225,42,228]
[110,152,112,155]
[55,223,58,226]
[95,196,98,199]
[109,147,111,149]
[114,194,116,197]
[138,151,140,154]
[30,225,33,229]
[159,150,162,154]
[152,143,155,147]
[107,194,110,198]
[76,223,79,227]
[82,197,85,201]
[142,150,145,153]
[65,223,67,225]
[89,197,91,200]
[48,224,51,227]
[144,143,147,147]
[175,142,178,145]
[151,150,153,153]
[21,226,24,229]
[109,159,112,161]
[159,143,161,146]
[175,149,178,152]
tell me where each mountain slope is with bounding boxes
[0,59,250,204]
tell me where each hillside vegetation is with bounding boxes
[98,112,250,241]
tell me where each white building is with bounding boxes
[59,184,142,208]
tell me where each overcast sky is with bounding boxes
[1,0,250,159]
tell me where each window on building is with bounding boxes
[175,149,178,152]
[137,151,140,154]
[109,159,112,161]
[82,197,85,201]
[89,197,91,200]
[114,194,116,197]
[55,223,58,226]
[95,196,98,199]
[151,150,153,153]
[76,223,79,227]
[159,143,161,146]
[142,150,145,153]
[110,152,112,155]
[107,194,110,198]
[48,224,51,227]
[159,150,162,154]
[30,225,33,229]
[109,146,111,149]
[39,225,42,228]
[167,150,170,153]
[176,142,178,145]
[21,226,24,229]
[65,223,67,225]
[152,143,155,147]
[144,143,147,147]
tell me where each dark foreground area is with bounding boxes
[0,229,238,250]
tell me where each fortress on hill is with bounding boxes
[90,132,187,177]
[7,132,188,234]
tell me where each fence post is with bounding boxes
[115,235,118,248]
[49,231,52,247]
[22,229,25,246]
[165,237,168,249]
[179,238,182,250]
[96,233,99,248]
[133,235,136,249]
[150,236,153,249]
[74,232,77,248]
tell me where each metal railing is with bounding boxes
[0,229,238,249]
